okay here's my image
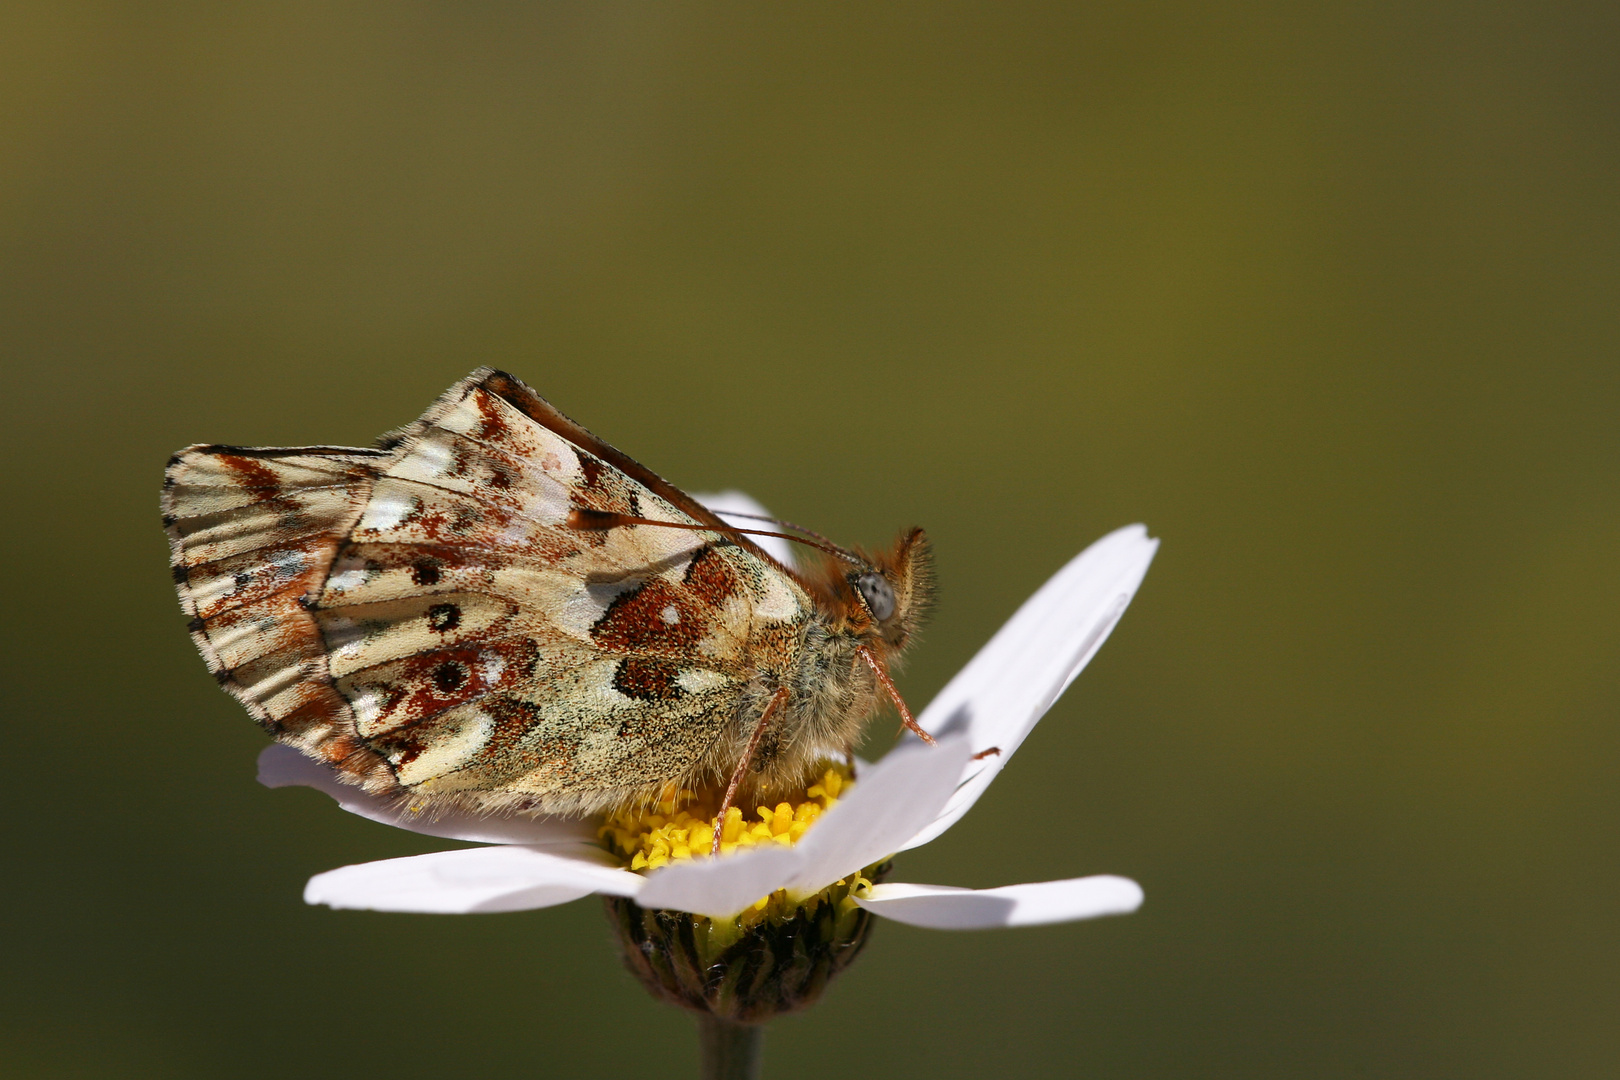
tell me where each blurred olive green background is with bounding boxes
[4,3,1618,1078]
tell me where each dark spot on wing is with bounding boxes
[379,727,428,769]
[427,602,461,633]
[578,452,605,490]
[612,657,686,702]
[471,695,561,772]
[433,662,466,693]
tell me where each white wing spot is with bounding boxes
[478,651,507,683]
[327,567,368,592]
[676,668,727,694]
[359,492,417,533]
[351,690,383,726]
[413,438,455,477]
[660,604,681,625]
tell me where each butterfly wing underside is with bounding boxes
[165,370,814,815]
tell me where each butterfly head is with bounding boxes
[815,527,933,657]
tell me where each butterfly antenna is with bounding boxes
[567,508,864,566]
[704,509,851,556]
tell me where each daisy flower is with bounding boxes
[267,518,1158,934]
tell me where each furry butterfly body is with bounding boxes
[163,369,931,820]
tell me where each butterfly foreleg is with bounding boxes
[711,685,791,856]
[856,645,936,746]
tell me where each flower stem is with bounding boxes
[697,1015,764,1080]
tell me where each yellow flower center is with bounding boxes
[600,763,851,871]
[599,763,878,945]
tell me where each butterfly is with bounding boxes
[163,369,934,842]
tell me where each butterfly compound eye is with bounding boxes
[855,573,896,622]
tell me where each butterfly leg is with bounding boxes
[857,645,937,746]
[711,686,791,856]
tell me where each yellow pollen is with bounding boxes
[601,764,851,870]
[598,763,875,941]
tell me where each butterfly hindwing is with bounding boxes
[166,370,817,815]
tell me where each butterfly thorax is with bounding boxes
[717,532,934,801]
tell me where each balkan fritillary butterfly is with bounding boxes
[162,369,933,833]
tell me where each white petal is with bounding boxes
[783,736,973,896]
[631,736,972,917]
[692,490,797,570]
[257,745,594,846]
[902,525,1158,850]
[633,843,802,919]
[854,875,1143,929]
[303,845,643,914]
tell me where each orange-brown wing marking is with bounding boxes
[586,549,748,706]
